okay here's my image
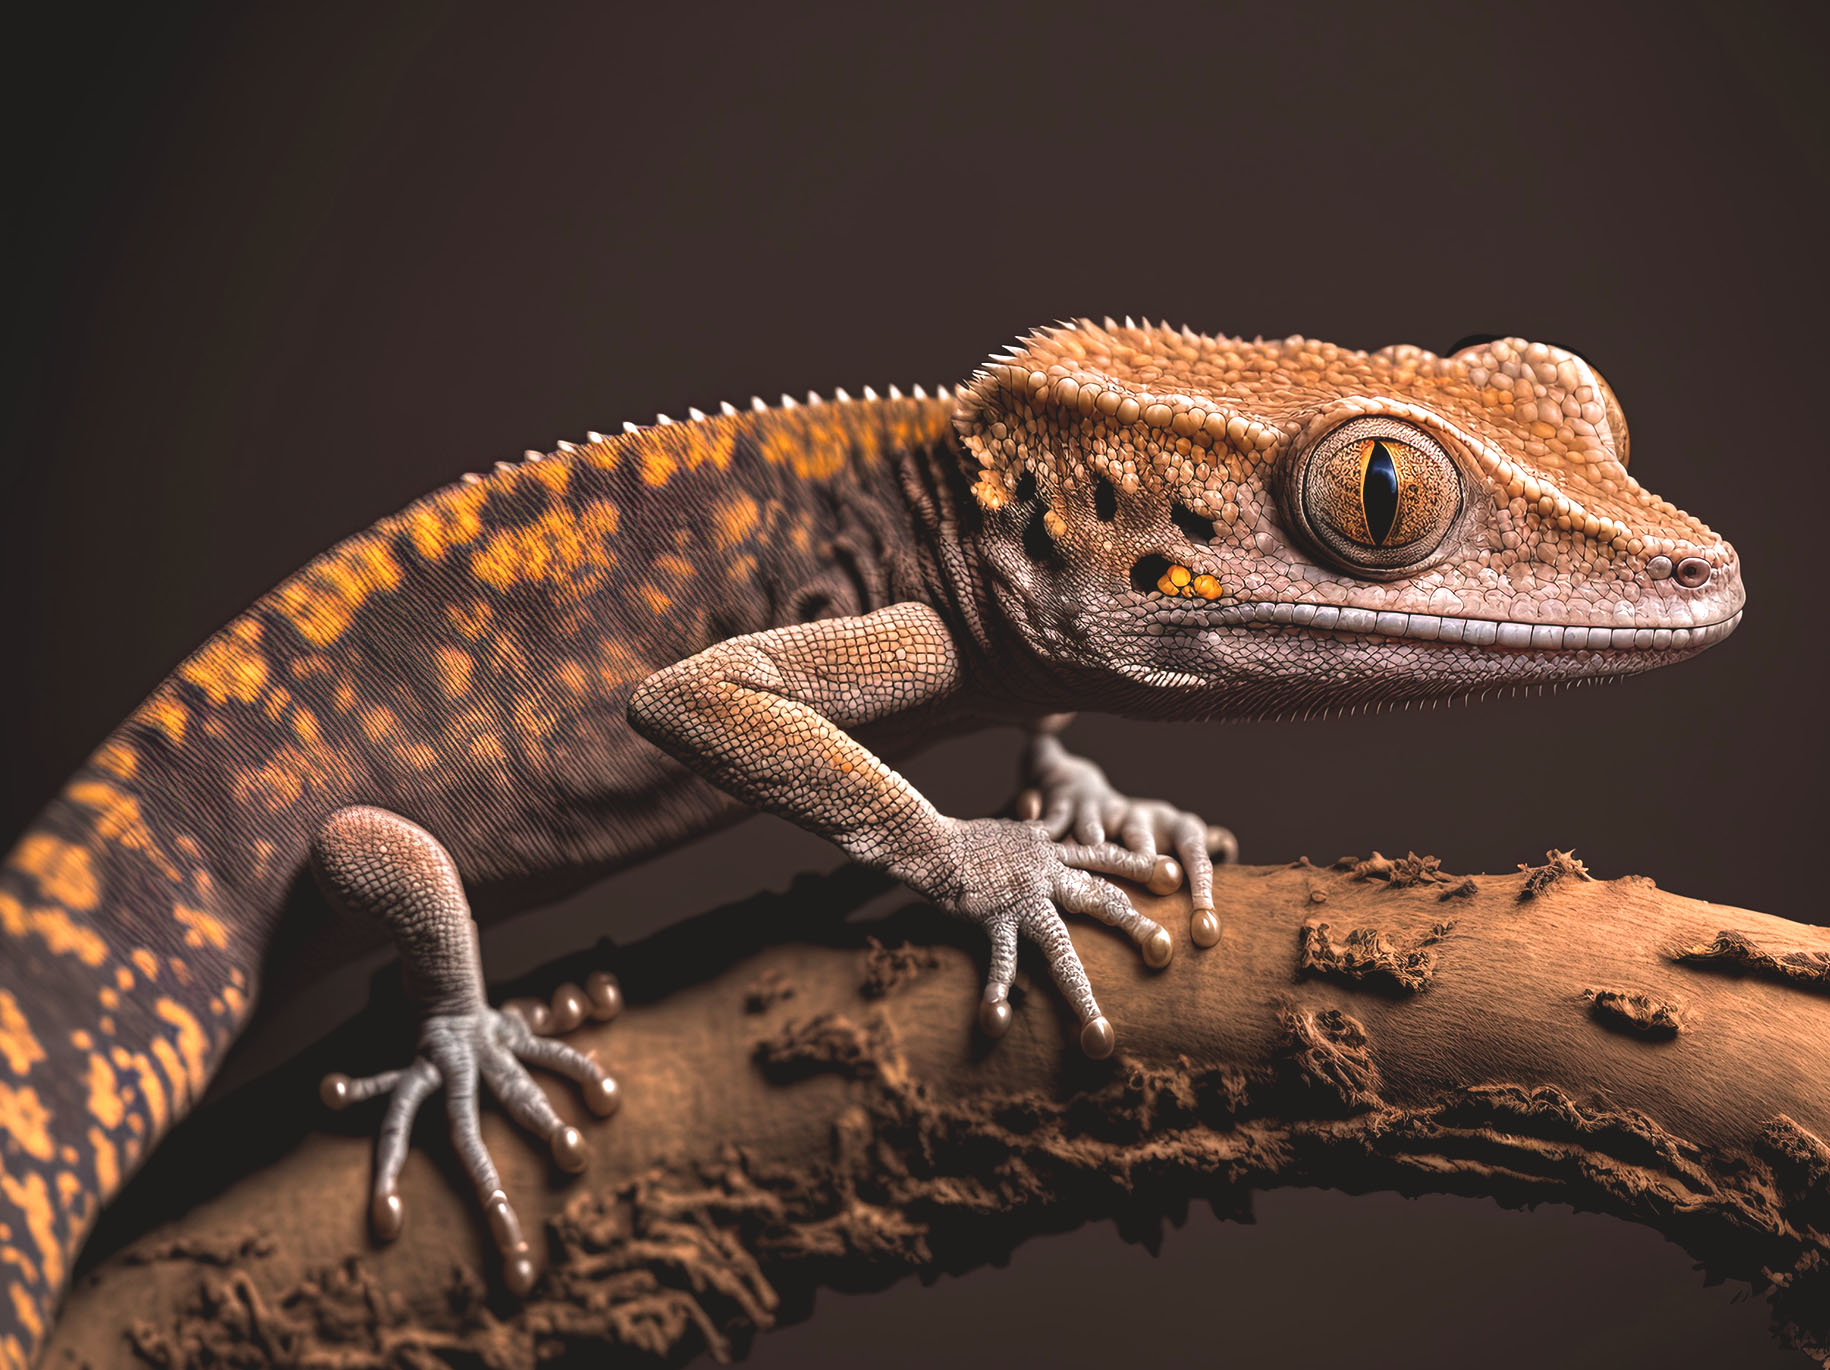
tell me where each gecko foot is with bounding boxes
[1018,732,1239,949]
[934,816,1179,1060]
[321,1000,619,1293]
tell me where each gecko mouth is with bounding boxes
[1165,600,1745,652]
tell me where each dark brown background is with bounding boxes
[2,3,1824,1365]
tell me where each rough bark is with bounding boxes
[42,853,1830,1368]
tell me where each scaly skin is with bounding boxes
[0,322,1743,1364]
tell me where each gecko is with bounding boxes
[0,319,1744,1362]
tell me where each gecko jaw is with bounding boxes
[1159,601,1744,653]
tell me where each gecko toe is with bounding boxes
[1079,1015,1116,1059]
[1190,906,1221,948]
[584,970,623,1021]
[548,983,588,1033]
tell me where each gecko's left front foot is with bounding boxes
[311,805,621,1295]
[1017,730,1239,948]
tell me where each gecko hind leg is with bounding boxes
[310,805,620,1295]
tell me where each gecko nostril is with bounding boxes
[1674,557,1712,589]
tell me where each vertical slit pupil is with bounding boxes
[1362,441,1400,545]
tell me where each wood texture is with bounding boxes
[44,853,1830,1367]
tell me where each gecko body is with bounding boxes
[0,322,1743,1361]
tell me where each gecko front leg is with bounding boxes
[309,805,620,1293]
[1016,717,1239,949]
[628,602,1168,1058]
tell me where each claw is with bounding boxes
[1013,787,1044,822]
[549,1124,588,1174]
[584,970,623,1021]
[581,1069,621,1117]
[978,986,1013,1037]
[1146,855,1183,896]
[320,1072,354,1109]
[548,983,587,1033]
[1079,1015,1116,1059]
[484,1189,537,1293]
[1141,925,1174,968]
[371,1189,404,1241]
[1207,825,1239,864]
[504,998,553,1034]
[1191,906,1221,949]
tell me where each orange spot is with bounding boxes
[132,689,189,746]
[0,893,108,968]
[0,995,43,1076]
[66,781,179,881]
[393,743,440,771]
[470,501,620,594]
[637,423,736,486]
[759,409,849,479]
[358,706,399,743]
[87,1128,118,1200]
[84,1054,123,1129]
[435,647,474,697]
[221,986,246,1020]
[155,999,210,1096]
[556,660,588,696]
[398,478,490,561]
[8,1282,41,1346]
[712,493,761,548]
[0,1082,53,1159]
[54,1174,81,1218]
[231,744,348,814]
[12,836,99,911]
[291,705,323,746]
[274,537,403,646]
[638,584,671,614]
[468,734,507,766]
[173,905,228,952]
[178,618,268,706]
[93,741,137,781]
[150,1038,189,1114]
[130,949,158,981]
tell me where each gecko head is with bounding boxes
[952,319,1745,719]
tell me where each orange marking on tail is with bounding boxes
[275,539,404,646]
[178,619,269,706]
[130,950,158,982]
[435,647,474,697]
[0,996,42,1077]
[712,493,761,548]
[132,689,189,746]
[173,905,229,951]
[86,1128,117,1200]
[6,1284,40,1347]
[0,1084,52,1160]
[638,424,735,487]
[400,479,490,561]
[67,781,181,882]
[470,500,620,594]
[84,1055,123,1130]
[0,893,107,968]
[155,1000,210,1096]
[0,1172,59,1291]
[12,837,99,912]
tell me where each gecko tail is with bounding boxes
[0,729,266,1367]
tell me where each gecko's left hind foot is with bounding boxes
[310,804,621,1296]
[320,1000,619,1290]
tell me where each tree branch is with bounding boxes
[50,853,1830,1366]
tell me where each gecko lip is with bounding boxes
[1172,601,1744,652]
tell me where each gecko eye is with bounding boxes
[1298,418,1463,574]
